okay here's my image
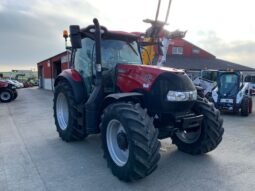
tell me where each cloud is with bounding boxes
[0,0,254,71]
[195,31,255,69]
[0,0,99,71]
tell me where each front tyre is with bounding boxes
[0,89,13,103]
[172,97,224,155]
[53,81,87,141]
[100,102,160,181]
[241,96,250,116]
[248,97,253,114]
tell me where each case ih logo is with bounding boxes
[141,74,153,82]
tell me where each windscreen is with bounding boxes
[74,38,141,78]
[74,38,141,93]
[218,74,239,96]
[101,40,141,66]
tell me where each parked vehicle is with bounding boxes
[7,79,24,88]
[193,70,218,99]
[22,81,34,88]
[53,18,224,181]
[0,80,18,102]
[211,71,252,116]
[244,75,255,95]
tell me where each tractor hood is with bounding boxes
[116,64,195,92]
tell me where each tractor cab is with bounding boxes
[73,27,142,94]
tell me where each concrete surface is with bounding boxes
[0,88,255,191]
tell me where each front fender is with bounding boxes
[103,92,143,108]
[54,69,87,104]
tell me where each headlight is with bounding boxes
[167,90,197,101]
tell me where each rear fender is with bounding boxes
[54,69,86,104]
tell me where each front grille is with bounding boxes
[145,72,196,114]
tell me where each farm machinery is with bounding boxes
[211,71,253,116]
[0,80,18,102]
[53,14,224,181]
[245,75,255,95]
[193,70,218,99]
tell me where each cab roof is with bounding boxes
[81,25,139,40]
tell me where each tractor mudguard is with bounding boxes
[103,92,143,107]
[54,69,87,104]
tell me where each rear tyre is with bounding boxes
[53,81,87,141]
[248,97,253,114]
[172,97,224,155]
[12,90,18,100]
[100,102,160,181]
[241,96,249,116]
[0,89,13,103]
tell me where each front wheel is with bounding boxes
[53,81,87,141]
[241,96,250,116]
[0,89,14,103]
[100,102,160,181]
[249,97,253,114]
[172,97,224,155]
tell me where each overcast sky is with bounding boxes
[0,0,254,71]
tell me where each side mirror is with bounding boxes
[70,25,82,48]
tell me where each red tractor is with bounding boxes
[0,80,18,102]
[53,19,224,181]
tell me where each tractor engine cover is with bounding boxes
[116,64,196,114]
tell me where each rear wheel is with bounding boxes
[248,97,253,114]
[0,89,13,103]
[100,102,160,181]
[172,97,224,155]
[241,96,250,116]
[12,90,18,100]
[53,81,87,141]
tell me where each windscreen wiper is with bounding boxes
[127,43,138,56]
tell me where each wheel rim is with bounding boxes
[0,91,11,101]
[176,127,201,144]
[106,119,129,167]
[56,93,69,130]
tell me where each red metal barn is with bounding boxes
[167,39,215,59]
[37,51,70,90]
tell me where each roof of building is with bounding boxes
[164,56,255,71]
[37,51,68,65]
